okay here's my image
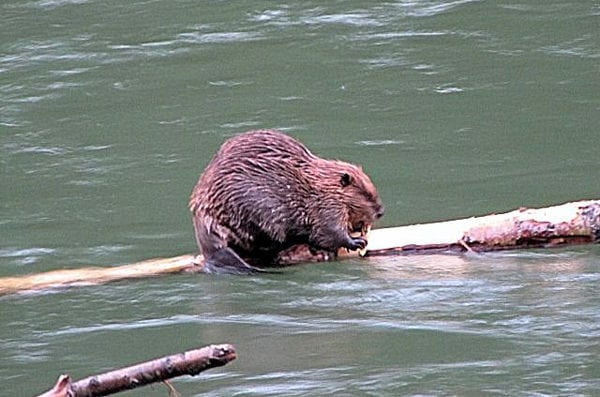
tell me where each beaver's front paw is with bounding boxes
[346,236,368,251]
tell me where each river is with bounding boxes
[2,0,599,395]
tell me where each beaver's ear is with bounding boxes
[340,173,352,187]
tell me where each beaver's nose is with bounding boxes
[375,205,385,219]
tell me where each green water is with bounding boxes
[2,1,599,395]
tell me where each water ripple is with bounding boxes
[0,248,56,265]
[398,0,482,17]
[356,139,405,146]
[25,0,90,9]
[176,31,263,44]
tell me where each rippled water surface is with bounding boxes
[2,1,599,395]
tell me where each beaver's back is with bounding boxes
[190,130,320,250]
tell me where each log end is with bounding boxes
[37,374,72,397]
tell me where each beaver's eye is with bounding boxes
[340,173,352,187]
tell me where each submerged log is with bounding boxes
[0,254,199,296]
[1,199,598,296]
[36,344,236,397]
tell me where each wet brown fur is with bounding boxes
[189,129,384,271]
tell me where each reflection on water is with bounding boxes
[2,0,599,395]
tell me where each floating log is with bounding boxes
[0,254,200,296]
[36,344,236,397]
[358,198,600,256]
[1,199,598,296]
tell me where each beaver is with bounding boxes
[189,129,384,274]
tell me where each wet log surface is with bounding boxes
[1,200,598,296]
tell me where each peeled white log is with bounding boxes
[358,199,600,255]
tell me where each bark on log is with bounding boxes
[36,344,236,397]
[1,200,598,296]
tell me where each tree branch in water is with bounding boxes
[36,344,236,397]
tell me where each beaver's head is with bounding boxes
[336,163,384,237]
